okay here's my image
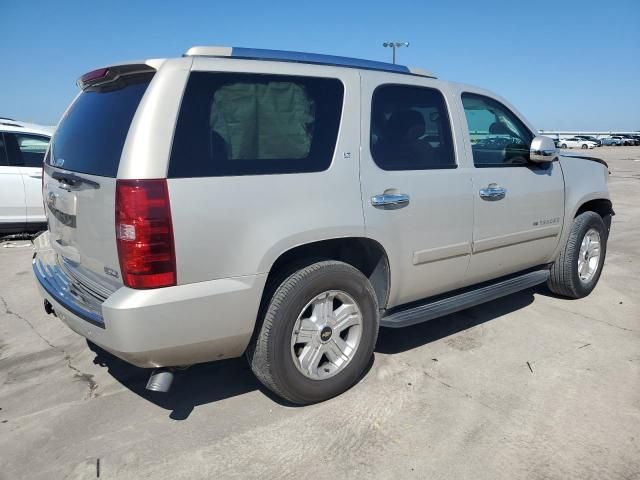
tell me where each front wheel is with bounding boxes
[548,211,608,298]
[581,144,588,149]
[561,143,568,149]
[248,261,379,404]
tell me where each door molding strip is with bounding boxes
[413,242,471,265]
[473,225,560,253]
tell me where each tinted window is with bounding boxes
[0,133,8,166]
[461,93,533,167]
[49,73,153,177]
[370,84,455,170]
[169,72,344,178]
[11,133,50,167]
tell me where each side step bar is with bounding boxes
[381,270,549,328]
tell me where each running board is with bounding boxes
[381,270,549,328]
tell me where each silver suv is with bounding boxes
[33,46,613,404]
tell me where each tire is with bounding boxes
[248,260,379,404]
[547,211,608,298]
[581,144,588,149]
[561,143,567,149]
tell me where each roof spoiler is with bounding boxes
[77,64,156,90]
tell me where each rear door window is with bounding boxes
[370,84,456,170]
[8,133,50,167]
[169,72,344,177]
[49,73,153,177]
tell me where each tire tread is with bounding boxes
[249,260,378,404]
[548,211,606,298]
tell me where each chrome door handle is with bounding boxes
[479,184,506,201]
[371,193,410,209]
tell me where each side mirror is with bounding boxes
[530,136,558,163]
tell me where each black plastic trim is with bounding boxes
[560,154,608,169]
[381,268,550,328]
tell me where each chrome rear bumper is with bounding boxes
[32,231,268,368]
[32,235,105,327]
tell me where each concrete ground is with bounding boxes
[1,147,638,480]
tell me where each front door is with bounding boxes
[0,133,26,230]
[359,73,474,308]
[460,92,565,284]
[10,133,49,223]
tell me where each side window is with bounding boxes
[169,72,344,177]
[0,133,9,166]
[370,84,455,170]
[461,93,533,167]
[8,133,50,167]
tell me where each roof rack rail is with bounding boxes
[184,46,436,78]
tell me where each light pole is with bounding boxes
[383,41,409,64]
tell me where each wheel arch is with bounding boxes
[575,198,614,231]
[261,237,391,311]
[246,237,391,356]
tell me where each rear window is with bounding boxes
[49,73,153,177]
[168,72,344,178]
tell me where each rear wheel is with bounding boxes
[561,143,568,149]
[548,211,607,298]
[248,261,379,404]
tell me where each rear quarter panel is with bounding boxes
[168,59,364,284]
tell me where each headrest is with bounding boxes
[489,121,513,135]
[386,109,425,141]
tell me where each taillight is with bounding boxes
[115,179,176,289]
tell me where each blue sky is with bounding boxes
[1,0,638,130]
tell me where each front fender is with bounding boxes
[550,156,611,261]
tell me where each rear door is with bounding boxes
[459,91,564,284]
[44,67,156,292]
[0,132,26,230]
[359,73,474,307]
[5,132,49,223]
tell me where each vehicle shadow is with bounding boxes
[87,341,266,420]
[87,287,538,419]
[376,287,536,354]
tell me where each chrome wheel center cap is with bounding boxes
[319,326,333,343]
[290,290,363,380]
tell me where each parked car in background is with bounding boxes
[617,135,639,146]
[559,137,597,149]
[0,119,53,234]
[600,137,622,146]
[575,135,601,146]
[612,135,634,146]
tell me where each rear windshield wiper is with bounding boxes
[50,170,100,189]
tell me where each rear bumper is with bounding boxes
[33,233,267,368]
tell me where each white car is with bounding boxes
[559,137,597,149]
[0,118,53,234]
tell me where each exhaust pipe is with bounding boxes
[146,368,174,392]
